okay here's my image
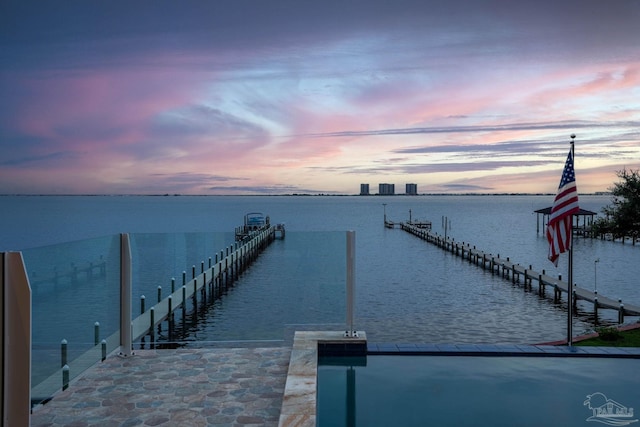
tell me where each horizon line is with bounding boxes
[0,192,612,197]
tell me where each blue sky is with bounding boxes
[1,0,639,194]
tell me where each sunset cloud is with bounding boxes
[1,0,638,195]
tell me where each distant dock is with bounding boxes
[384,207,431,230]
[393,221,640,323]
[384,219,431,229]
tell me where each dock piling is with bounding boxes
[393,221,640,324]
[61,339,67,368]
[150,307,155,338]
[94,322,100,346]
[101,339,107,361]
[619,300,624,323]
[62,365,70,391]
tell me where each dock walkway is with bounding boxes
[399,222,640,321]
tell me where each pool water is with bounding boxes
[317,355,640,427]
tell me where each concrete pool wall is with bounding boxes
[278,331,640,427]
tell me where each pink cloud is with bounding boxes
[13,67,199,149]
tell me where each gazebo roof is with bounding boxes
[534,207,597,215]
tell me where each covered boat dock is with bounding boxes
[534,206,597,237]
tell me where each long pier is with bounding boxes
[397,221,640,321]
[31,224,278,402]
[132,225,277,344]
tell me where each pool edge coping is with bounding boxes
[367,342,640,358]
[277,332,640,427]
[277,331,367,427]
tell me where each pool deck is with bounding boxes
[30,332,640,427]
[30,347,292,427]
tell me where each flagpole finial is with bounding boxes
[570,134,576,142]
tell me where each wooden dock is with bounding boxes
[385,219,431,229]
[398,221,640,321]
[132,225,277,343]
[30,259,107,286]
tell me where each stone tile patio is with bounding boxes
[30,347,291,427]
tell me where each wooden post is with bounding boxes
[150,307,155,340]
[538,274,543,295]
[618,300,624,324]
[62,365,70,391]
[61,339,67,367]
[203,271,207,298]
[94,321,100,346]
[225,258,229,287]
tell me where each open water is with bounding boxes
[1,195,639,346]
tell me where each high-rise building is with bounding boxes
[360,184,370,195]
[406,183,418,195]
[378,183,395,195]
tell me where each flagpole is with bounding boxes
[567,134,576,347]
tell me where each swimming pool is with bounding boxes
[318,355,640,427]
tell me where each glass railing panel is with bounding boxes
[22,230,349,402]
[23,235,121,404]
[129,232,234,307]
[147,231,347,346]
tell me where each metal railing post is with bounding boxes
[345,231,357,338]
[120,234,133,357]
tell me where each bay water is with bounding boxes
[1,195,639,348]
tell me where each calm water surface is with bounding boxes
[1,195,639,346]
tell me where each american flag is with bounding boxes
[547,148,580,266]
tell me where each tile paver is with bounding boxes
[31,347,291,427]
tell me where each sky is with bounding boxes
[1,0,639,195]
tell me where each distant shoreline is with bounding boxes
[0,192,612,197]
